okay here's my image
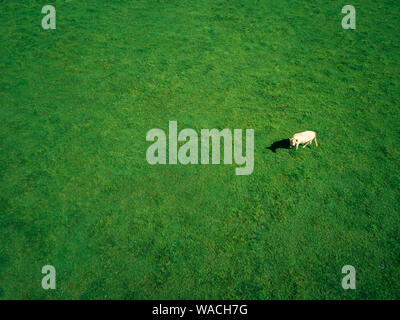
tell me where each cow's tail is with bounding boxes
[314,134,318,147]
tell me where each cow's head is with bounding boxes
[289,138,297,147]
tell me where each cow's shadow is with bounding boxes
[267,139,291,153]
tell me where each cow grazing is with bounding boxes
[290,131,318,150]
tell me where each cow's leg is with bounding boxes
[296,143,299,150]
[303,141,311,148]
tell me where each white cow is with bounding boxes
[290,131,318,150]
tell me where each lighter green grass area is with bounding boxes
[0,0,399,299]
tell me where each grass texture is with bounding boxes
[0,0,399,299]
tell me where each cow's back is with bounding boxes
[293,131,316,142]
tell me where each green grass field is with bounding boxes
[1,0,399,299]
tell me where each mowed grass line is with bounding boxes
[0,0,399,299]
